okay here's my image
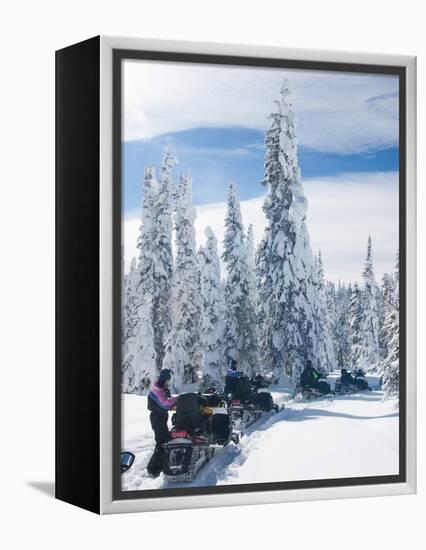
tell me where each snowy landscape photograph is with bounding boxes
[118,57,401,494]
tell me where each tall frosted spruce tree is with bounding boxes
[198,227,224,389]
[333,281,352,367]
[122,256,138,348]
[121,256,139,391]
[246,223,260,371]
[246,224,259,311]
[380,271,396,359]
[163,173,201,387]
[256,81,317,382]
[222,182,258,376]
[122,166,158,393]
[357,235,381,370]
[152,150,176,370]
[349,281,364,369]
[382,252,400,398]
[314,252,337,372]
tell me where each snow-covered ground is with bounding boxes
[121,379,398,491]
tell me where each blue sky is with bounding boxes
[123,127,398,211]
[122,60,399,283]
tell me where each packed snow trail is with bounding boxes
[121,388,398,491]
[121,394,285,491]
[219,393,398,485]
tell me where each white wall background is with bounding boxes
[0,0,423,547]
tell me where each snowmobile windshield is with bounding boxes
[121,451,135,473]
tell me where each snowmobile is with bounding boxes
[163,391,238,483]
[334,368,371,395]
[353,370,370,391]
[334,375,371,395]
[293,377,334,401]
[334,380,361,395]
[226,375,281,433]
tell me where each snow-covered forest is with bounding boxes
[121,81,400,399]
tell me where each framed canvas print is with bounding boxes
[55,36,417,514]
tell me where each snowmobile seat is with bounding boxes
[231,376,254,403]
[224,375,238,395]
[202,392,222,407]
[175,393,206,434]
[252,375,268,389]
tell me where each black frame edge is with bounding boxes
[55,35,101,514]
[398,69,407,482]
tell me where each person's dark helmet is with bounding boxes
[341,368,347,374]
[230,359,238,371]
[158,369,173,387]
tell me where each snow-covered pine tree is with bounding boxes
[121,257,139,392]
[121,245,127,347]
[246,224,259,309]
[313,252,337,372]
[152,149,176,370]
[198,227,224,389]
[246,223,260,369]
[333,281,352,368]
[310,254,320,368]
[325,278,338,364]
[246,224,256,272]
[380,272,396,359]
[122,257,137,346]
[382,252,400,398]
[376,283,385,358]
[222,182,258,377]
[324,282,338,372]
[382,272,396,316]
[256,80,317,382]
[123,166,158,393]
[357,235,381,370]
[349,281,364,370]
[163,173,201,388]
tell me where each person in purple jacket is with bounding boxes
[146,369,178,477]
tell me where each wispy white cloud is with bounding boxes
[123,171,398,284]
[124,60,399,155]
[172,145,253,157]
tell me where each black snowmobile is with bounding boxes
[162,391,238,483]
[334,369,371,395]
[294,371,333,401]
[225,374,281,432]
[353,369,370,391]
